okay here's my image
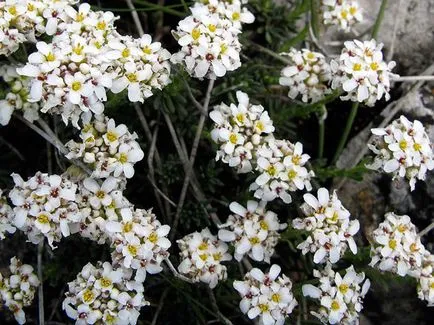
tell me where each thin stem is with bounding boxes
[125,0,145,35]
[208,288,233,325]
[392,75,434,82]
[133,0,185,17]
[151,288,169,325]
[419,221,434,237]
[310,0,320,38]
[164,258,195,283]
[37,241,45,325]
[249,42,292,65]
[371,0,388,39]
[331,102,359,165]
[317,105,327,159]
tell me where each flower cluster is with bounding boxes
[63,261,149,325]
[321,0,363,32]
[210,91,314,203]
[107,208,171,282]
[0,64,39,126]
[0,257,39,325]
[302,264,370,324]
[177,228,232,288]
[0,189,15,239]
[233,264,297,325]
[171,0,254,79]
[279,49,331,103]
[8,171,81,248]
[370,212,426,277]
[330,39,397,106]
[367,115,434,191]
[417,252,434,306]
[210,90,275,173]
[66,115,145,180]
[218,201,287,263]
[0,0,77,56]
[17,2,171,126]
[293,188,360,264]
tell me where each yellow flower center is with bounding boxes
[127,245,138,256]
[208,24,216,32]
[106,131,118,142]
[307,52,315,60]
[349,6,357,15]
[331,300,340,311]
[122,48,130,58]
[260,220,269,230]
[236,113,245,123]
[198,242,208,250]
[229,133,238,144]
[213,252,222,261]
[101,277,112,287]
[267,165,277,176]
[71,81,82,91]
[8,6,17,15]
[370,62,379,71]
[73,44,84,55]
[258,304,269,312]
[220,43,228,54]
[353,63,362,71]
[97,21,107,30]
[341,10,348,19]
[389,239,397,249]
[292,155,301,165]
[399,140,407,150]
[329,211,339,223]
[82,289,94,303]
[249,237,260,244]
[118,152,128,164]
[255,121,264,132]
[232,12,240,20]
[37,214,49,224]
[148,232,158,244]
[271,293,280,303]
[46,52,56,62]
[288,169,297,179]
[96,190,105,199]
[199,254,208,261]
[126,73,138,83]
[76,13,85,22]
[410,243,419,252]
[123,222,133,233]
[397,224,407,233]
[142,46,152,54]
[430,282,434,289]
[27,3,35,11]
[413,143,422,151]
[339,284,349,294]
[191,28,201,40]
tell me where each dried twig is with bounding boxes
[125,0,145,35]
[208,288,234,325]
[419,221,434,238]
[151,287,170,325]
[164,258,195,284]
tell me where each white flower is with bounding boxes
[322,0,363,32]
[370,212,426,277]
[367,115,434,191]
[331,39,397,106]
[83,177,119,209]
[177,228,231,288]
[417,252,434,306]
[234,264,297,325]
[303,263,370,324]
[279,49,332,103]
[293,188,360,264]
[0,189,15,239]
[218,200,287,263]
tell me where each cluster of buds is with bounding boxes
[367,115,434,191]
[63,261,149,325]
[107,208,171,282]
[218,201,287,263]
[321,0,363,32]
[0,257,39,325]
[177,228,232,288]
[210,90,275,173]
[210,91,314,204]
[75,176,130,244]
[171,0,254,79]
[302,264,370,324]
[0,189,15,239]
[251,138,314,203]
[279,49,332,103]
[8,171,81,248]
[293,188,360,264]
[417,252,434,306]
[233,264,297,325]
[0,64,39,126]
[331,39,397,106]
[370,212,426,277]
[17,2,171,126]
[0,0,78,56]
[66,115,144,180]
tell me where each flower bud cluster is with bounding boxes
[0,64,39,126]
[210,91,314,204]
[0,257,39,325]
[107,207,171,282]
[17,3,171,126]
[218,201,287,263]
[233,264,297,325]
[63,261,149,325]
[293,188,360,264]
[279,49,332,103]
[171,0,254,79]
[177,227,232,288]
[66,115,145,180]
[302,263,370,324]
[331,39,397,106]
[370,212,426,277]
[0,189,16,239]
[0,0,78,56]
[321,0,363,32]
[8,171,81,248]
[367,115,434,191]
